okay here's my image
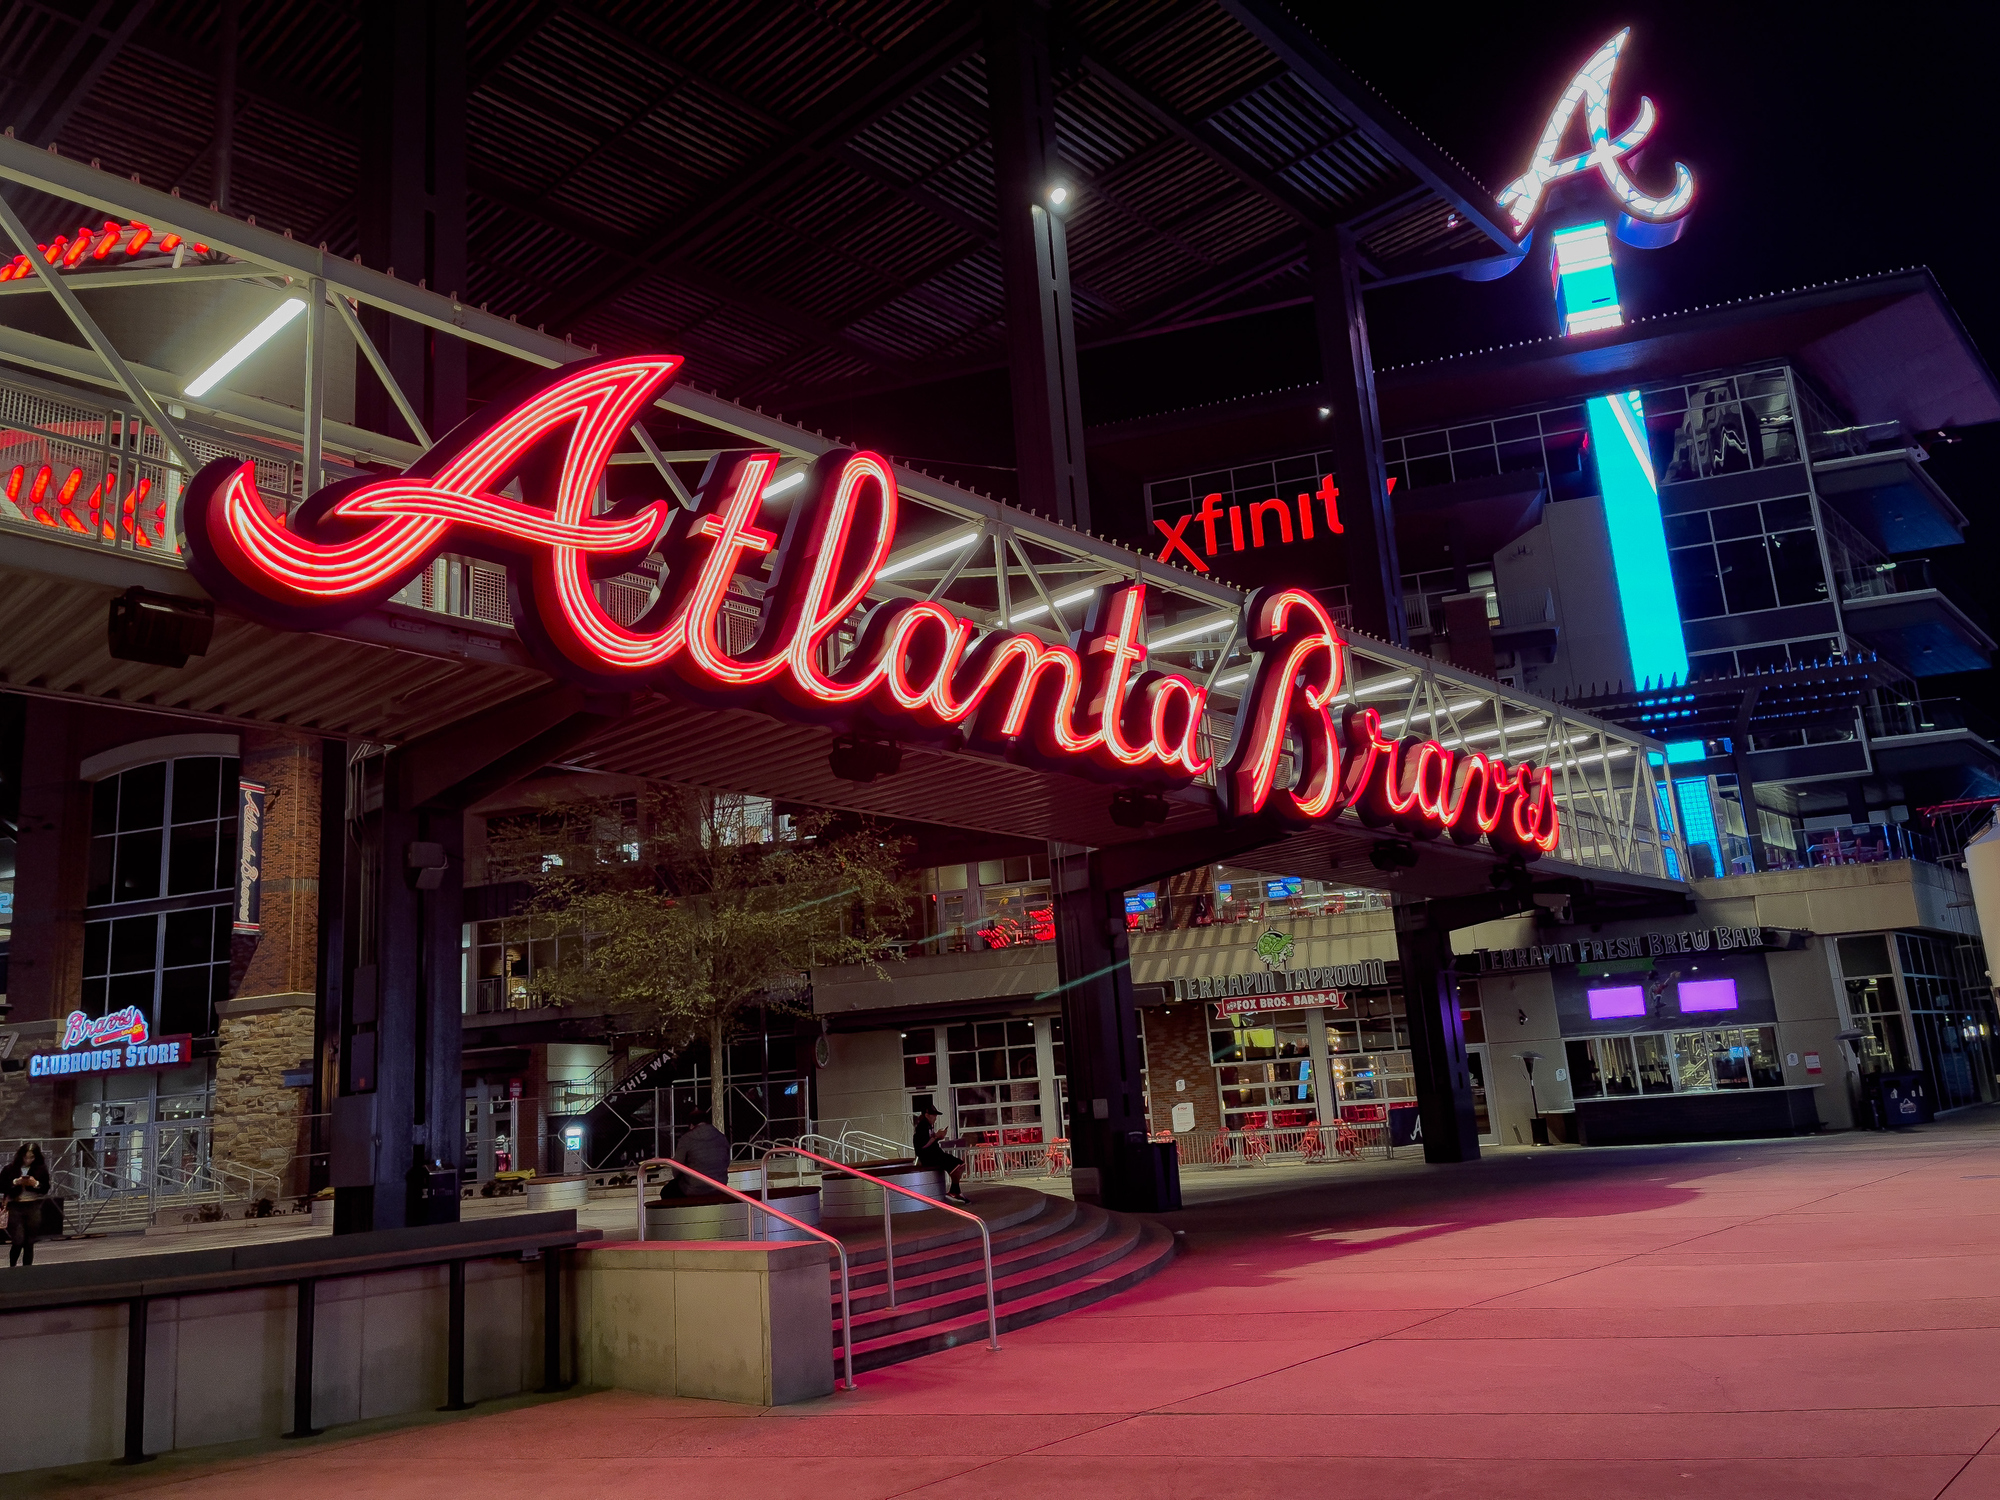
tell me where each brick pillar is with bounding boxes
[0,697,88,1143]
[1141,1002,1223,1136]
[211,733,321,1201]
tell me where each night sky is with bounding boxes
[1072,2,2000,733]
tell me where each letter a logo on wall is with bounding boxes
[180,356,1559,859]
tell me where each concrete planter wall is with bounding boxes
[526,1177,590,1211]
[574,1242,833,1405]
[0,1258,544,1473]
[820,1163,942,1217]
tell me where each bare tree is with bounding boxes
[487,787,911,1132]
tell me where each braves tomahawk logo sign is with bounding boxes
[179,355,1558,857]
[1497,28,1695,240]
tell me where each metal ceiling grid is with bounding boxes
[0,142,1682,891]
[2,0,1517,425]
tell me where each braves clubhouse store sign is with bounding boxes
[30,1007,193,1078]
[180,357,1561,853]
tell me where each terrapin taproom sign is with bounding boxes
[180,357,1560,856]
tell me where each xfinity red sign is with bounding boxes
[180,356,1559,857]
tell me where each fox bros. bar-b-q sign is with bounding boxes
[179,356,1558,858]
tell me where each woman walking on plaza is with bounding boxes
[5,1142,50,1266]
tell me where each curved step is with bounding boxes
[819,1184,1049,1267]
[845,1216,1177,1373]
[839,1200,1107,1318]
[838,1205,1138,1342]
[836,1196,1080,1303]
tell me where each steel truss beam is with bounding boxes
[0,139,1682,891]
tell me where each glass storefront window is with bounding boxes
[1208,1011,1318,1128]
[1633,1034,1675,1094]
[79,756,237,1038]
[1573,1027,1783,1097]
[467,916,591,1012]
[901,1029,937,1090]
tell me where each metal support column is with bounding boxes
[1048,844,1174,1212]
[302,277,326,498]
[1393,903,1481,1164]
[987,0,1091,530]
[357,0,467,439]
[1309,227,1406,643]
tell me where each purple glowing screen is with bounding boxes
[1586,985,1647,1019]
[1678,977,1740,1013]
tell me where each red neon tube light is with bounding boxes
[180,355,1560,855]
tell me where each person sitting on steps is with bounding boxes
[914,1106,969,1204]
[660,1107,730,1199]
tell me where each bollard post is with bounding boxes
[284,1278,321,1437]
[121,1296,152,1464]
[440,1259,472,1411]
[539,1247,567,1392]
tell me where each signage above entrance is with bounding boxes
[1474,926,1786,973]
[181,356,1561,857]
[34,1009,192,1078]
[1170,958,1386,1005]
[1213,989,1350,1019]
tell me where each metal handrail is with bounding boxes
[836,1127,906,1161]
[760,1145,999,1354]
[634,1156,855,1392]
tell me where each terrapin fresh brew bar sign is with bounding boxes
[1474,926,1784,973]
[180,357,1566,855]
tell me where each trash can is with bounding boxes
[1876,1071,1933,1128]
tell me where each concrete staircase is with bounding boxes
[824,1185,1176,1373]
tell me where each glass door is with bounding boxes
[1465,1045,1497,1145]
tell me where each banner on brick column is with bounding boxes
[235,778,266,935]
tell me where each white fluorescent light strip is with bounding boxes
[877,529,978,580]
[1352,673,1415,698]
[760,469,806,500]
[1149,613,1237,650]
[1009,586,1096,625]
[1213,671,1249,689]
[185,298,307,397]
[1379,698,1484,736]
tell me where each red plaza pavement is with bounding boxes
[38,1110,2000,1499]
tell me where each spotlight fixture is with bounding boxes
[107,586,214,667]
[1047,184,1069,206]
[1317,406,1331,418]
[829,734,901,784]
[1368,840,1418,875]
[1109,789,1170,829]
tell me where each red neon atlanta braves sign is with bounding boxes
[179,356,1557,856]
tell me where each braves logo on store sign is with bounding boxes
[62,1006,149,1049]
[180,356,1558,856]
